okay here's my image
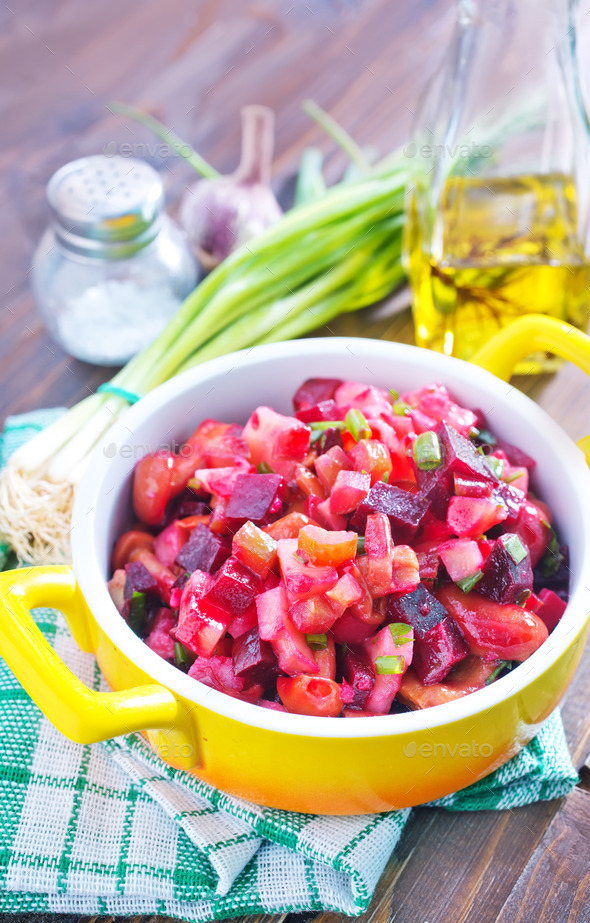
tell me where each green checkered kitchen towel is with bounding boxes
[0,411,580,920]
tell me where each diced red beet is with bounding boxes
[418,515,455,543]
[512,500,552,567]
[365,512,394,593]
[331,610,375,644]
[177,570,214,620]
[438,539,484,582]
[124,561,160,598]
[242,406,310,472]
[477,534,533,604]
[227,603,259,639]
[316,497,348,531]
[224,473,286,529]
[401,384,478,436]
[334,381,392,417]
[154,521,187,569]
[186,419,250,469]
[205,557,262,615]
[145,608,177,661]
[295,399,341,423]
[493,480,528,523]
[256,584,288,640]
[175,585,229,658]
[363,623,414,715]
[414,467,451,520]
[436,421,499,483]
[325,573,364,617]
[453,474,494,498]
[126,550,177,605]
[350,481,430,542]
[207,496,231,534]
[348,439,392,485]
[277,538,338,600]
[503,466,529,495]
[175,522,231,574]
[258,699,288,711]
[495,438,537,471]
[288,594,339,633]
[413,541,440,584]
[293,377,342,411]
[272,619,319,676]
[232,521,278,579]
[314,632,336,679]
[412,617,469,684]
[176,495,211,519]
[447,495,508,537]
[107,568,126,614]
[329,469,371,515]
[339,644,375,708]
[188,655,263,704]
[315,445,352,492]
[314,427,345,455]
[192,465,249,498]
[387,583,449,638]
[339,558,379,624]
[232,627,280,687]
[536,588,567,632]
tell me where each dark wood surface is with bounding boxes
[2,1,590,922]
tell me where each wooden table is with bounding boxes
[1,1,590,920]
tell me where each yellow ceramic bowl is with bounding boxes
[1,316,590,814]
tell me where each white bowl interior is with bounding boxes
[73,338,590,738]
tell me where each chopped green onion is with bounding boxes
[501,533,528,565]
[344,408,371,442]
[309,421,345,431]
[257,461,274,474]
[357,536,366,554]
[503,471,522,484]
[476,429,497,446]
[128,591,146,635]
[382,471,389,484]
[306,633,328,650]
[389,623,412,646]
[375,654,404,675]
[485,456,505,478]
[456,570,483,593]
[517,589,532,606]
[389,388,399,400]
[174,641,194,667]
[413,431,442,471]
[485,660,514,685]
[393,400,411,416]
[539,527,565,577]
[293,553,306,564]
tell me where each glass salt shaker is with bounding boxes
[32,155,198,365]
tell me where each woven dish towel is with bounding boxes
[0,411,581,920]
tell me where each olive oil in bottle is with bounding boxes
[403,0,590,374]
[407,174,590,374]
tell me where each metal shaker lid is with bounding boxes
[46,155,164,244]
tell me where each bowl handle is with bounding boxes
[0,564,188,747]
[471,315,590,464]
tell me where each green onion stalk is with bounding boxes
[0,111,410,565]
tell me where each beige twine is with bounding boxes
[0,463,74,565]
